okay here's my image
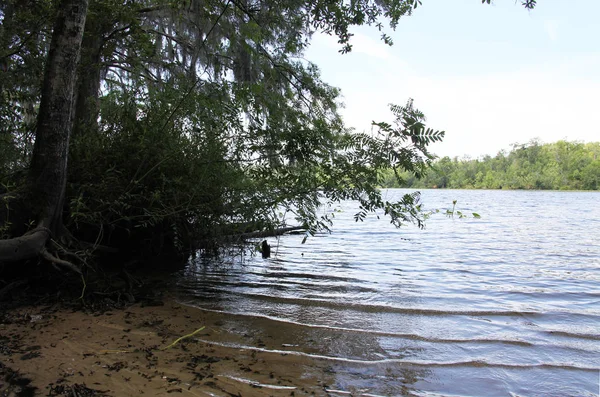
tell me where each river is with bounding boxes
[174,189,600,397]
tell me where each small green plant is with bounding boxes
[445,200,480,219]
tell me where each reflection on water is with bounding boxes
[175,190,600,396]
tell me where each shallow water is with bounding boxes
[175,189,600,396]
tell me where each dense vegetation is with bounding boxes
[0,0,535,278]
[382,140,600,190]
[0,0,446,273]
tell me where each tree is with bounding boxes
[0,0,538,272]
[0,0,88,269]
[394,139,600,191]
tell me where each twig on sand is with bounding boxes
[160,326,206,350]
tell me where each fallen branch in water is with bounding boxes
[232,226,305,239]
[193,226,306,250]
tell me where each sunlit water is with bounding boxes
[175,189,600,396]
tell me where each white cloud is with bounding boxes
[310,33,340,50]
[332,60,600,158]
[543,20,560,41]
[390,68,600,157]
[306,26,600,158]
[349,32,392,60]
[310,31,397,61]
[418,57,600,156]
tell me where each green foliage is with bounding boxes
[0,189,12,239]
[382,139,600,191]
[482,0,536,10]
[443,200,478,219]
[0,0,536,259]
[67,81,251,254]
[0,0,54,177]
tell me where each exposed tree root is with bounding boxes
[40,249,82,276]
[0,224,82,276]
[0,227,51,263]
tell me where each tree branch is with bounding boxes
[234,225,305,239]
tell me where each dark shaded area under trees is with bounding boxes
[0,0,536,287]
[382,140,600,190]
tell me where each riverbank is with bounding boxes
[0,298,336,396]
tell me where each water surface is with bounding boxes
[176,189,600,396]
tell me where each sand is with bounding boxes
[0,298,339,396]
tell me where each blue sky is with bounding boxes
[305,0,600,158]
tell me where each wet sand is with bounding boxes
[0,298,338,396]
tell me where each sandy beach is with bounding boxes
[0,298,338,396]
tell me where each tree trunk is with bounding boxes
[0,0,89,263]
[73,9,107,137]
[29,0,89,233]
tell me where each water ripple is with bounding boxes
[177,189,600,396]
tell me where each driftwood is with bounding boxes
[194,226,306,250]
[232,226,305,239]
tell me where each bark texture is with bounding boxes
[73,9,107,137]
[0,0,89,263]
[0,228,50,263]
[29,0,89,234]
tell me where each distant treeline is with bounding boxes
[382,140,600,190]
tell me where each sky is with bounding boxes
[304,0,600,158]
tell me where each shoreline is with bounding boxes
[0,297,337,396]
